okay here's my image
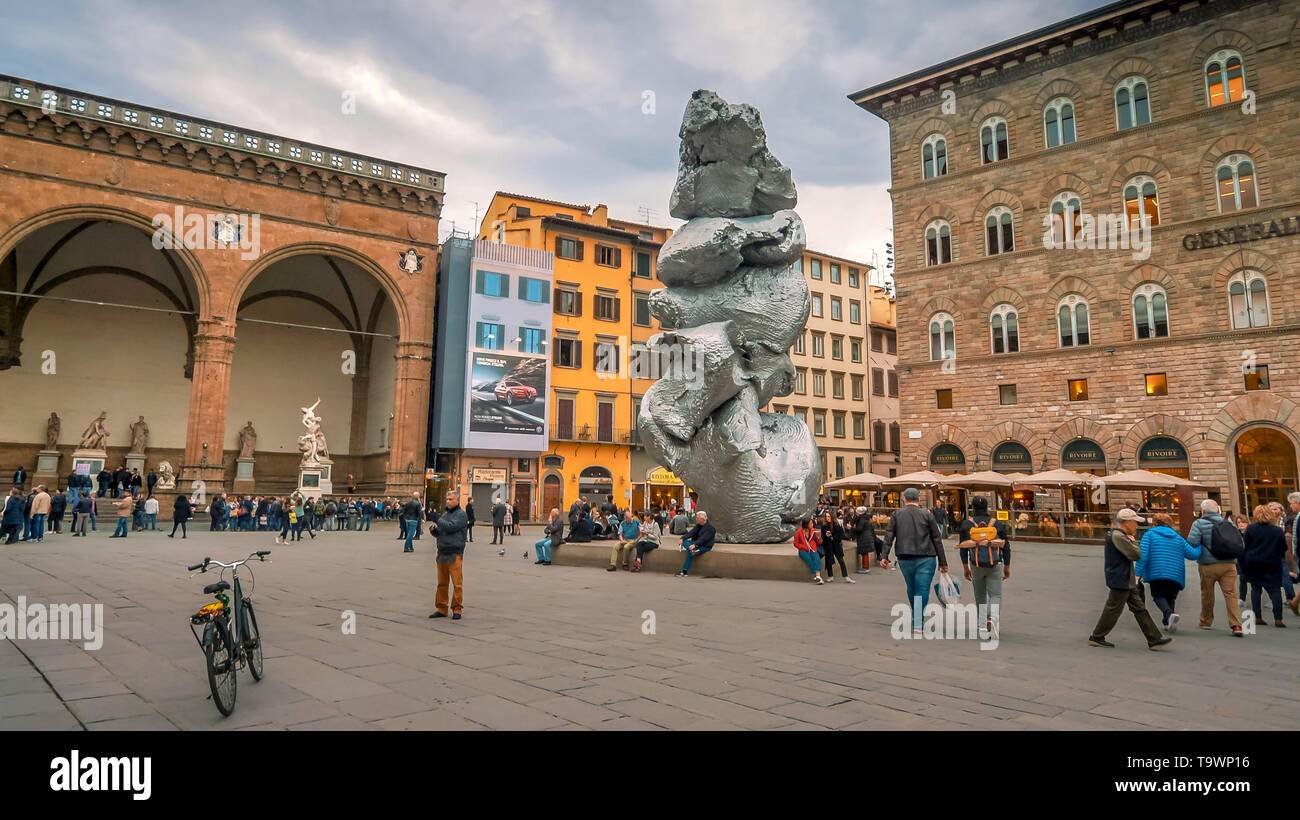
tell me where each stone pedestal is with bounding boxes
[125,452,146,473]
[32,450,62,489]
[298,459,333,498]
[233,458,256,494]
[71,449,107,487]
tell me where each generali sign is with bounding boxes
[1183,215,1300,250]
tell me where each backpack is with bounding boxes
[965,515,1004,567]
[1207,517,1245,560]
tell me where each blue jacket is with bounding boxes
[1187,513,1234,565]
[620,519,640,540]
[1135,526,1201,589]
[2,495,24,526]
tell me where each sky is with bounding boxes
[1,0,1109,279]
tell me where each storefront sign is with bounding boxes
[930,443,965,466]
[1139,436,1187,463]
[647,467,682,485]
[1062,439,1106,465]
[992,441,1031,467]
[470,467,508,484]
[1182,215,1299,251]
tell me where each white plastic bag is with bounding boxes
[934,571,961,608]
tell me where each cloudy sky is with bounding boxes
[3,0,1107,276]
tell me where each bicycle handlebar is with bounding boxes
[186,550,271,574]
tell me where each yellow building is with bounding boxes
[478,193,671,516]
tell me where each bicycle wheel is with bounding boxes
[205,618,237,716]
[243,601,264,681]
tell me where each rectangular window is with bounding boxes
[872,368,884,396]
[517,458,531,471]
[795,369,806,394]
[1068,378,1089,402]
[874,423,887,452]
[853,414,865,439]
[936,389,953,409]
[885,331,896,354]
[1145,373,1168,396]
[476,322,505,350]
[517,276,549,303]
[634,294,651,327]
[810,259,822,279]
[594,294,620,321]
[812,334,824,357]
[890,424,900,454]
[849,269,859,288]
[1245,365,1270,390]
[594,342,620,375]
[554,289,580,316]
[831,336,843,360]
[554,337,581,368]
[852,374,864,401]
[830,264,841,284]
[635,251,651,278]
[831,298,842,321]
[596,244,622,268]
[811,294,823,317]
[813,371,825,397]
[871,329,883,352]
[832,373,844,399]
[556,237,581,260]
[833,414,845,438]
[850,338,862,363]
[794,333,805,355]
[887,370,898,397]
[514,206,531,219]
[813,411,826,437]
[519,327,546,355]
[850,301,861,324]
[475,270,509,297]
[999,384,1017,405]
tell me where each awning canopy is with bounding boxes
[1022,468,1101,487]
[1098,469,1213,490]
[823,471,891,489]
[937,470,1017,488]
[880,470,950,487]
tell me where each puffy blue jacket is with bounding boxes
[1136,525,1202,589]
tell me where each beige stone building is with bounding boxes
[867,283,900,476]
[764,249,876,487]
[850,0,1300,520]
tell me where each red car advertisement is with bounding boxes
[468,352,546,436]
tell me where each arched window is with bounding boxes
[984,206,1014,255]
[1216,154,1257,213]
[1057,294,1090,347]
[921,134,947,180]
[980,116,1009,163]
[1123,175,1160,229]
[1205,50,1247,107]
[1043,97,1076,147]
[990,303,1019,354]
[1048,191,1083,245]
[929,312,955,361]
[925,220,952,266]
[1228,271,1269,329]
[1133,283,1169,339]
[1114,76,1151,130]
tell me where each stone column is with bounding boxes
[385,338,432,495]
[0,251,20,369]
[182,319,237,497]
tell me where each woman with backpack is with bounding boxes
[959,496,1011,637]
[1135,512,1201,631]
[794,517,824,585]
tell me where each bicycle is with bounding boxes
[186,550,271,716]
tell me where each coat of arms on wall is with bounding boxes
[398,248,424,274]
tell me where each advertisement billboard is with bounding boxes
[467,352,546,436]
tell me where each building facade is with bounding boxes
[0,75,442,500]
[851,0,1300,514]
[476,193,672,516]
[764,249,877,485]
[867,283,900,476]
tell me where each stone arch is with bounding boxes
[1118,263,1179,341]
[985,421,1044,467]
[1037,172,1094,210]
[1186,29,1258,74]
[1045,274,1101,306]
[968,99,1017,160]
[1107,156,1175,222]
[1032,78,1085,111]
[1208,393,1300,448]
[1199,135,1271,214]
[1100,56,1160,94]
[227,242,411,339]
[917,424,974,469]
[918,294,962,326]
[909,117,954,179]
[969,188,1024,257]
[1047,419,1109,469]
[1118,415,1199,467]
[977,286,1028,325]
[1210,248,1280,329]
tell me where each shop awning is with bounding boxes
[1098,469,1213,490]
[1022,468,1101,487]
[880,470,949,487]
[823,471,891,489]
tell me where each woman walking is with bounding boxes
[794,517,824,584]
[631,511,661,572]
[1134,512,1201,631]
[1244,504,1291,627]
[819,511,853,583]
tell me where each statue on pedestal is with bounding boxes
[129,416,149,453]
[78,412,110,450]
[156,460,177,490]
[45,412,60,450]
[298,399,330,467]
[238,421,258,460]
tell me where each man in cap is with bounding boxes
[1088,507,1172,650]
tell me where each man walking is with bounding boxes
[1186,498,1244,635]
[491,497,507,545]
[29,485,51,543]
[882,488,949,634]
[1088,508,1173,650]
[401,492,423,552]
[428,490,469,620]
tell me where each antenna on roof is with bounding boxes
[637,206,657,225]
[471,201,481,232]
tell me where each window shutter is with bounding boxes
[613,298,621,322]
[554,236,563,257]
[575,291,583,316]
[552,339,560,366]
[574,340,582,369]
[613,248,622,268]
[553,287,562,314]
[574,240,584,262]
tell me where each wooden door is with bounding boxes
[513,483,532,522]
[542,475,561,517]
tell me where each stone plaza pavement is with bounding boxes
[1,523,1297,730]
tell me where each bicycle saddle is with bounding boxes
[203,580,231,595]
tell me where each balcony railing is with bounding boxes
[550,424,640,445]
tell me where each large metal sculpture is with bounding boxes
[637,90,820,543]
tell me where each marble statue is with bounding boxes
[156,460,176,490]
[298,399,330,467]
[129,415,149,452]
[78,412,110,450]
[636,90,820,543]
[238,421,258,459]
[45,412,60,450]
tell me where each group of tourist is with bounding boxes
[201,494,395,534]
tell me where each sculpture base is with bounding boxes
[71,449,108,486]
[298,460,333,498]
[233,458,256,494]
[31,450,61,489]
[125,452,146,473]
